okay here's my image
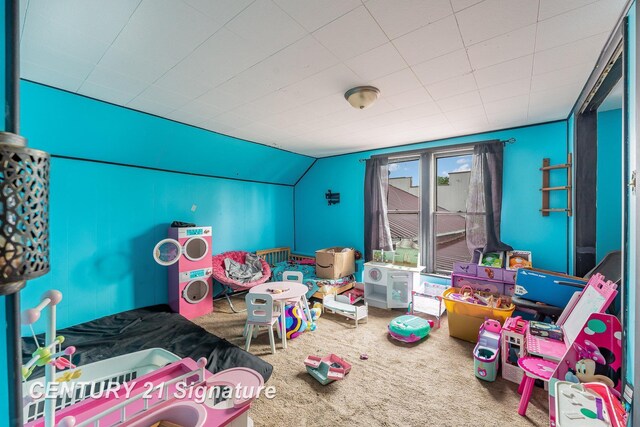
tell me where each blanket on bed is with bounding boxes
[21,305,273,382]
[271,260,356,299]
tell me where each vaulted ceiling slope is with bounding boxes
[20,0,626,157]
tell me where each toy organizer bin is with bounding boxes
[501,316,528,383]
[22,348,180,423]
[442,287,515,342]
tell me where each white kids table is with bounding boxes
[249,281,311,350]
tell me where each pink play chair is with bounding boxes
[211,251,271,313]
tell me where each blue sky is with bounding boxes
[389,154,472,184]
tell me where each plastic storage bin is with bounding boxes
[442,287,515,342]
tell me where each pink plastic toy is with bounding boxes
[153,226,213,320]
[27,357,264,427]
[304,354,351,385]
[501,316,528,383]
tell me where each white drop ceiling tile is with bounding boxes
[535,0,623,52]
[21,41,95,83]
[19,0,28,38]
[274,0,361,32]
[483,94,529,116]
[283,64,360,105]
[455,0,539,45]
[538,0,598,20]
[531,63,593,93]
[21,61,86,93]
[110,0,219,62]
[196,88,247,111]
[451,0,484,12]
[532,32,608,75]
[82,65,149,98]
[450,116,489,134]
[179,100,225,118]
[241,35,339,91]
[215,73,276,105]
[488,113,529,128]
[126,97,176,117]
[313,6,389,61]
[153,69,213,100]
[199,119,238,136]
[161,28,270,90]
[165,109,209,126]
[385,87,436,109]
[437,90,482,112]
[97,46,180,83]
[26,0,140,46]
[21,10,111,63]
[243,91,305,117]
[474,55,533,88]
[364,0,453,39]
[78,81,138,105]
[344,43,407,81]
[183,0,254,26]
[445,105,486,122]
[479,78,531,103]
[467,25,536,70]
[225,0,306,55]
[412,49,472,86]
[132,85,192,110]
[371,68,423,96]
[528,99,575,122]
[392,15,463,65]
[529,83,584,107]
[426,73,477,100]
[208,111,256,129]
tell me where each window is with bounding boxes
[387,158,420,248]
[385,149,476,275]
[432,150,474,274]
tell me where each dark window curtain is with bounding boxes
[364,157,393,261]
[466,141,512,262]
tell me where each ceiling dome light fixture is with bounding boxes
[344,86,380,109]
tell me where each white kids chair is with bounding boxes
[282,270,312,317]
[244,293,279,354]
[282,271,303,283]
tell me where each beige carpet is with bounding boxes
[194,298,550,427]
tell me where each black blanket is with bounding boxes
[21,305,273,382]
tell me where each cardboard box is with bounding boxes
[315,247,356,279]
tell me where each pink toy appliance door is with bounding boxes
[153,236,210,266]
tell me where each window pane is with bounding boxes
[434,213,472,273]
[436,154,472,213]
[388,159,420,247]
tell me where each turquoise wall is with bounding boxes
[11,79,314,329]
[20,82,314,186]
[624,1,636,387]
[11,81,311,333]
[295,121,571,275]
[596,108,623,261]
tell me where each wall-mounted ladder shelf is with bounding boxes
[540,153,572,217]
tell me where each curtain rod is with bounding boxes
[358,137,516,163]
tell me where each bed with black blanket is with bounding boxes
[21,304,272,382]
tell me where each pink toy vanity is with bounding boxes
[26,357,263,427]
